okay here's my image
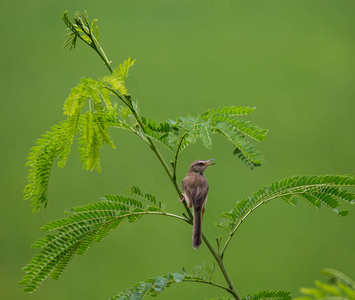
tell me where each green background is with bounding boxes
[1,1,355,299]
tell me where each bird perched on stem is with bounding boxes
[181,159,215,249]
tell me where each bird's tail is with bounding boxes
[192,207,202,249]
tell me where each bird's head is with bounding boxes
[189,159,215,174]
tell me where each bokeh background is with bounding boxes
[1,1,354,299]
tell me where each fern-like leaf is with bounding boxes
[141,116,171,133]
[109,270,215,300]
[295,269,355,300]
[218,175,355,233]
[24,68,137,209]
[20,189,168,293]
[241,290,291,300]
[202,106,256,118]
[215,121,264,168]
[102,58,135,96]
[62,11,80,50]
[78,112,101,171]
[200,119,213,149]
[169,106,267,168]
[24,122,74,212]
[62,11,100,51]
[63,78,116,167]
[128,186,164,210]
[211,115,267,142]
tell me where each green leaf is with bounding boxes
[299,288,326,299]
[212,115,268,142]
[337,281,355,300]
[215,121,264,169]
[109,271,208,299]
[62,11,80,50]
[322,268,355,290]
[169,106,267,168]
[296,270,355,299]
[21,190,168,292]
[218,175,355,234]
[141,116,171,133]
[78,112,101,171]
[315,280,341,296]
[140,116,175,153]
[207,297,233,300]
[128,186,164,210]
[23,122,73,211]
[102,58,135,96]
[200,119,213,149]
[241,290,291,300]
[202,106,256,118]
[24,65,139,210]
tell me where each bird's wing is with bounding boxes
[192,185,208,208]
[183,176,209,209]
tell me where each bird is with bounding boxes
[181,159,215,249]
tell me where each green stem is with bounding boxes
[94,46,113,73]
[123,100,193,220]
[150,146,239,298]
[172,133,187,181]
[202,232,240,299]
[177,279,232,294]
[109,79,239,300]
[127,103,239,298]
[219,194,282,259]
[90,35,113,74]
[92,39,238,298]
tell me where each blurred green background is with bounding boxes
[1,0,354,299]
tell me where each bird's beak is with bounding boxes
[205,159,216,167]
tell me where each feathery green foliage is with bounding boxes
[110,265,222,300]
[128,186,165,211]
[241,290,291,300]
[207,290,291,300]
[295,269,355,300]
[102,58,136,96]
[167,106,268,168]
[217,175,355,234]
[62,10,102,54]
[22,9,355,300]
[134,105,268,168]
[20,188,175,293]
[24,122,72,212]
[109,272,202,299]
[24,59,135,211]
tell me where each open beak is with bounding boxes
[205,159,216,167]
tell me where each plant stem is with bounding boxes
[172,133,187,181]
[178,279,232,294]
[124,103,194,220]
[128,105,240,298]
[149,145,239,298]
[219,196,276,259]
[93,40,238,299]
[90,35,113,73]
[94,46,113,73]
[202,232,241,299]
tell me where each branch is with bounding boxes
[62,12,241,298]
[173,133,187,181]
[219,175,355,258]
[20,200,190,292]
[110,271,233,299]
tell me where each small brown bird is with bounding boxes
[181,159,215,249]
